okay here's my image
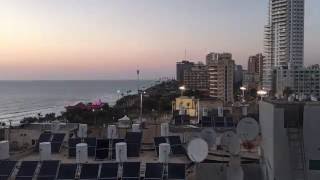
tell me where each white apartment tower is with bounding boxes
[263,0,305,90]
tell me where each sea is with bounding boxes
[0,80,154,126]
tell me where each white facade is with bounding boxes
[275,66,320,98]
[263,0,305,90]
[260,100,320,180]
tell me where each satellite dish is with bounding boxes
[221,131,241,155]
[200,128,217,148]
[236,117,259,141]
[226,156,244,180]
[187,138,208,163]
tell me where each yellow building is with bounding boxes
[172,96,199,117]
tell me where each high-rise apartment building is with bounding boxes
[183,63,209,92]
[176,61,194,84]
[207,52,234,104]
[263,0,305,91]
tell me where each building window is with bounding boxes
[309,160,320,170]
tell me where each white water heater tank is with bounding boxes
[107,125,118,139]
[78,124,88,138]
[218,107,224,117]
[39,142,51,161]
[116,142,127,162]
[76,143,88,164]
[161,123,169,137]
[0,141,9,160]
[132,124,141,132]
[159,143,170,163]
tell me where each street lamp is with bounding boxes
[139,90,146,123]
[240,86,247,102]
[179,86,186,96]
[257,90,267,101]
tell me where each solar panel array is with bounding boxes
[201,116,235,128]
[51,133,65,153]
[79,163,100,180]
[37,160,60,180]
[95,139,109,160]
[145,163,164,180]
[125,132,142,157]
[174,115,190,125]
[16,161,38,180]
[122,162,140,180]
[57,163,77,180]
[168,136,185,155]
[35,132,66,153]
[99,163,118,180]
[0,161,17,180]
[168,163,186,180]
[84,137,97,157]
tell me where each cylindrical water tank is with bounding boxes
[107,125,118,139]
[0,141,10,160]
[242,106,248,116]
[39,142,51,161]
[202,108,208,117]
[161,123,169,137]
[159,143,170,163]
[132,124,141,132]
[78,124,87,138]
[218,107,224,117]
[76,143,88,164]
[116,142,127,162]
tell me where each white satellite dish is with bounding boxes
[236,117,259,141]
[200,128,217,148]
[187,138,208,163]
[221,131,241,155]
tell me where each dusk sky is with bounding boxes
[0,0,319,80]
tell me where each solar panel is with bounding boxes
[51,142,63,153]
[96,139,109,149]
[95,149,108,160]
[122,162,140,179]
[68,138,82,148]
[154,137,167,155]
[99,163,118,179]
[52,133,65,143]
[145,163,164,180]
[168,136,185,155]
[68,148,76,157]
[127,143,140,157]
[215,117,225,127]
[168,163,185,180]
[57,164,77,180]
[80,164,99,180]
[125,132,142,143]
[37,160,60,180]
[201,116,213,127]
[0,161,17,179]
[84,138,97,157]
[16,161,38,179]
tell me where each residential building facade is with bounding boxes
[207,53,235,104]
[263,0,305,91]
[183,63,209,91]
[176,61,194,84]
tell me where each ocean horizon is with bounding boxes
[0,80,154,125]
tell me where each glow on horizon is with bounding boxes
[0,0,319,80]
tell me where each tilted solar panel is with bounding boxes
[96,139,109,149]
[51,142,63,153]
[145,163,164,180]
[68,138,82,148]
[168,163,186,180]
[57,164,77,180]
[16,161,38,178]
[122,162,140,179]
[99,163,118,179]
[0,161,17,179]
[52,133,65,143]
[80,164,100,180]
[125,132,142,143]
[37,160,60,179]
[84,137,97,147]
